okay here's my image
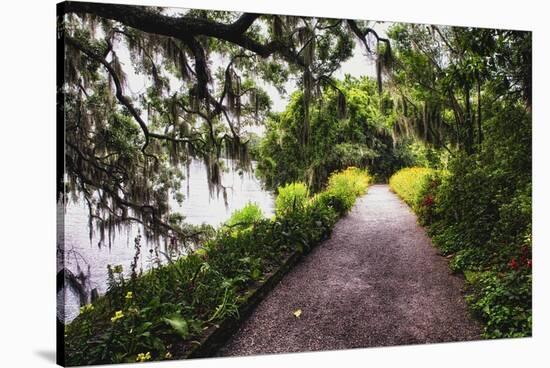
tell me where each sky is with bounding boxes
[111,12,390,132]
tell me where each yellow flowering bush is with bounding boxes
[311,167,371,215]
[389,167,434,206]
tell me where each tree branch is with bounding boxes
[66,35,205,154]
[63,2,304,66]
[346,20,391,53]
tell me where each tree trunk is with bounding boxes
[464,87,474,155]
[477,74,483,146]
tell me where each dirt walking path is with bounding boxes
[218,184,481,356]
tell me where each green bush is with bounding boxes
[389,167,434,206]
[225,202,264,228]
[414,170,446,226]
[465,270,532,338]
[318,167,371,215]
[275,182,309,216]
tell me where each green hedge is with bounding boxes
[388,167,435,207]
[314,167,371,215]
[65,168,371,365]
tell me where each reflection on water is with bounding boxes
[58,159,274,323]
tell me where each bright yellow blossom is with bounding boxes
[125,291,133,300]
[110,310,124,323]
[136,352,152,362]
[79,304,94,314]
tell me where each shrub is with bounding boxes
[307,195,339,234]
[465,270,532,339]
[275,182,309,216]
[225,202,264,228]
[320,167,371,215]
[311,191,346,217]
[328,167,370,195]
[414,170,447,226]
[388,167,434,207]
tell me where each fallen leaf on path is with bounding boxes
[293,309,302,318]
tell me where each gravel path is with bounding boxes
[218,184,481,356]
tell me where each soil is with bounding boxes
[218,184,481,357]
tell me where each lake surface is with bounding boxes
[58,159,274,323]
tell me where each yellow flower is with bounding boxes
[125,291,133,300]
[79,304,94,314]
[110,310,124,323]
[164,351,172,359]
[136,352,152,362]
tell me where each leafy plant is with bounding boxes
[465,270,532,338]
[275,182,310,216]
[315,167,371,215]
[389,167,434,206]
[225,202,264,229]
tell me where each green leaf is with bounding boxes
[251,268,262,280]
[163,315,190,338]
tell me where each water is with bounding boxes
[58,159,274,323]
